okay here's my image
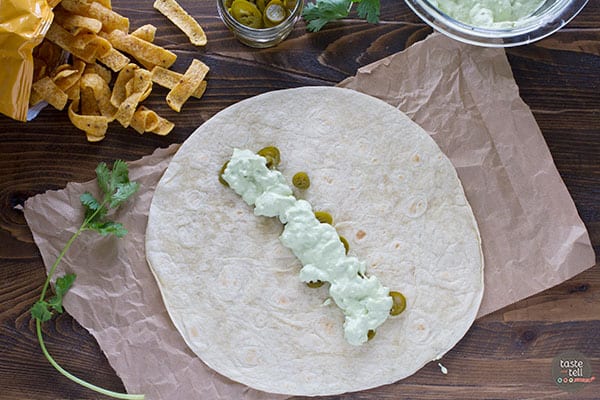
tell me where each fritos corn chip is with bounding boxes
[68,97,109,141]
[31,77,68,110]
[106,29,176,69]
[131,24,157,42]
[60,0,129,32]
[53,8,102,35]
[84,62,112,83]
[114,68,152,127]
[46,24,103,63]
[97,47,130,71]
[130,105,174,135]
[153,0,207,46]
[88,1,130,32]
[151,65,207,99]
[53,59,86,93]
[80,86,100,115]
[165,59,209,112]
[81,72,116,119]
[111,63,138,107]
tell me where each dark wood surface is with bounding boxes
[1,0,599,399]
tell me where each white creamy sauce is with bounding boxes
[438,362,449,374]
[223,148,393,345]
[431,0,545,28]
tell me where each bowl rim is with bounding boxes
[404,0,589,47]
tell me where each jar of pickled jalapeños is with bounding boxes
[217,0,303,48]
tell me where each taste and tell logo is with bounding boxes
[552,350,595,392]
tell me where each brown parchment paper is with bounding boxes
[24,33,595,398]
[338,33,595,316]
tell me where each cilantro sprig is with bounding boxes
[303,0,380,32]
[31,160,143,400]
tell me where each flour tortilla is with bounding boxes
[145,86,484,396]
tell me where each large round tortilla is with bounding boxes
[146,87,483,396]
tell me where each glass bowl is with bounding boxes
[217,0,303,48]
[404,0,589,47]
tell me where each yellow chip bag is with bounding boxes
[0,0,53,121]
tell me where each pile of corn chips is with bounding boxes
[31,0,209,142]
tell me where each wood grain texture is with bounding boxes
[0,0,598,399]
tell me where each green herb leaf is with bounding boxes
[356,0,379,24]
[81,160,139,235]
[109,160,131,190]
[47,273,76,314]
[109,181,140,209]
[95,162,111,196]
[31,274,76,320]
[87,220,128,237]
[80,192,106,221]
[31,160,145,399]
[303,0,380,32]
[31,300,53,322]
[303,0,352,32]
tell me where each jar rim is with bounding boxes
[217,0,303,34]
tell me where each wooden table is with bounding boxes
[1,0,598,398]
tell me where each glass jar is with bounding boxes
[217,0,303,48]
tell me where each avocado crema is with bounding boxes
[222,148,394,345]
[432,0,545,28]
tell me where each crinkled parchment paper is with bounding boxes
[338,33,595,316]
[24,33,595,398]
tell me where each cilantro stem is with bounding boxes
[37,223,86,302]
[35,199,145,400]
[38,199,103,304]
[35,319,144,400]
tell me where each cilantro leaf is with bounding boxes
[87,220,128,237]
[80,192,101,211]
[303,0,380,31]
[356,0,379,24]
[80,192,106,221]
[31,274,76,320]
[47,273,76,313]
[109,160,131,190]
[95,162,111,196]
[109,181,140,209]
[303,0,352,32]
[81,160,139,235]
[31,300,53,322]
